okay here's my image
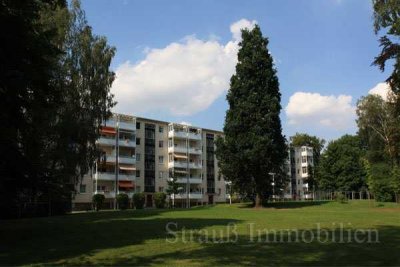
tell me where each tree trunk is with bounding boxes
[254,194,262,208]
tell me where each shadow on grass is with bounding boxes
[112,225,400,266]
[239,201,331,209]
[0,207,240,266]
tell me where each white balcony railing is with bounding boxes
[93,191,135,198]
[175,177,202,184]
[168,161,202,169]
[168,130,201,140]
[168,146,202,155]
[104,120,136,131]
[118,139,136,148]
[97,137,115,146]
[95,172,135,181]
[189,162,202,169]
[172,193,203,199]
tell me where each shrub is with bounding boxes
[133,193,145,209]
[335,192,347,203]
[117,193,130,210]
[154,192,167,208]
[92,194,105,211]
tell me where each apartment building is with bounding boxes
[287,145,314,200]
[72,113,228,210]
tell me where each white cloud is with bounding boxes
[285,92,356,130]
[230,19,257,41]
[112,19,257,116]
[368,82,390,101]
[179,121,192,126]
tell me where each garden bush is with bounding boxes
[133,193,145,209]
[154,192,167,208]
[92,194,105,211]
[117,193,130,210]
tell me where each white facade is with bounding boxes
[72,114,228,209]
[287,145,314,200]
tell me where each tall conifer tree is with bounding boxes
[216,25,287,207]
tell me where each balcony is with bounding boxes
[188,132,201,140]
[95,172,135,181]
[172,193,203,199]
[175,177,202,184]
[104,120,136,131]
[168,161,186,169]
[102,155,135,164]
[189,162,202,169]
[97,137,115,146]
[168,146,202,155]
[168,130,201,140]
[118,139,136,148]
[168,161,202,169]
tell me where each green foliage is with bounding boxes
[117,193,130,210]
[0,0,115,218]
[356,94,400,165]
[372,0,400,114]
[92,194,105,211]
[154,192,167,209]
[391,165,400,199]
[133,193,145,209]
[215,25,287,207]
[318,135,366,191]
[365,161,395,202]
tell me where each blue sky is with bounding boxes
[82,0,390,141]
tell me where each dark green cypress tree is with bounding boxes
[216,25,287,207]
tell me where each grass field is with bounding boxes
[1,200,400,266]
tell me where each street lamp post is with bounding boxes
[186,127,190,209]
[114,117,120,210]
[269,172,276,202]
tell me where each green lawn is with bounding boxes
[1,200,400,266]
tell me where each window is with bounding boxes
[302,167,307,174]
[298,180,300,185]
[218,188,221,195]
[159,156,164,164]
[136,122,140,129]
[79,184,86,193]
[136,170,140,177]
[159,171,163,179]
[136,138,141,145]
[297,169,300,174]
[302,156,307,163]
[136,186,141,193]
[136,153,141,161]
[159,126,164,133]
[159,140,163,148]
[159,186,164,192]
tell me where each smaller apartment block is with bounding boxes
[287,145,314,200]
[72,114,228,210]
